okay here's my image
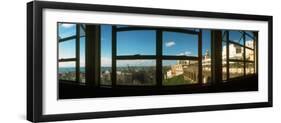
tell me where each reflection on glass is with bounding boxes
[222,41,227,61]
[222,61,227,81]
[245,40,254,49]
[229,43,244,60]
[229,62,244,78]
[100,25,112,85]
[117,30,156,55]
[246,48,254,61]
[163,60,198,85]
[222,30,227,41]
[222,41,227,81]
[163,31,198,56]
[245,31,255,49]
[116,60,156,86]
[246,63,255,75]
[58,23,76,39]
[202,30,211,84]
[59,39,76,59]
[229,31,244,45]
[58,62,76,81]
[80,24,85,36]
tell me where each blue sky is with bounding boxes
[117,30,156,55]
[59,23,211,67]
[229,30,243,45]
[59,23,86,67]
[163,31,198,56]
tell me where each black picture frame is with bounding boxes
[27,1,273,122]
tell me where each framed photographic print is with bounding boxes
[27,1,273,122]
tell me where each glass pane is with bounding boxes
[58,62,76,81]
[222,41,227,81]
[222,61,227,81]
[163,31,198,56]
[245,31,255,49]
[163,60,198,85]
[59,39,76,59]
[80,24,85,37]
[58,23,76,39]
[202,29,211,84]
[246,48,254,61]
[100,25,112,85]
[222,41,227,61]
[222,30,227,41]
[229,43,244,60]
[80,37,85,83]
[229,30,244,45]
[116,60,156,86]
[246,63,255,75]
[117,30,156,55]
[229,62,244,78]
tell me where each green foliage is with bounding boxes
[163,75,193,85]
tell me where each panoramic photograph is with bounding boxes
[58,22,258,99]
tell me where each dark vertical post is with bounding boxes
[254,32,258,73]
[226,31,230,80]
[156,30,163,87]
[198,30,203,85]
[112,26,117,87]
[211,30,222,84]
[75,24,80,83]
[94,26,101,86]
[243,32,246,76]
[85,25,100,86]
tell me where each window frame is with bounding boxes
[111,26,203,87]
[57,23,85,84]
[222,30,257,81]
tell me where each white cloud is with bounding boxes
[184,51,192,55]
[178,51,192,56]
[165,41,176,47]
[61,23,75,28]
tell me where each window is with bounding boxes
[111,26,210,86]
[222,30,256,81]
[162,30,200,86]
[58,23,85,83]
[58,23,256,88]
[115,26,157,86]
[58,23,259,99]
